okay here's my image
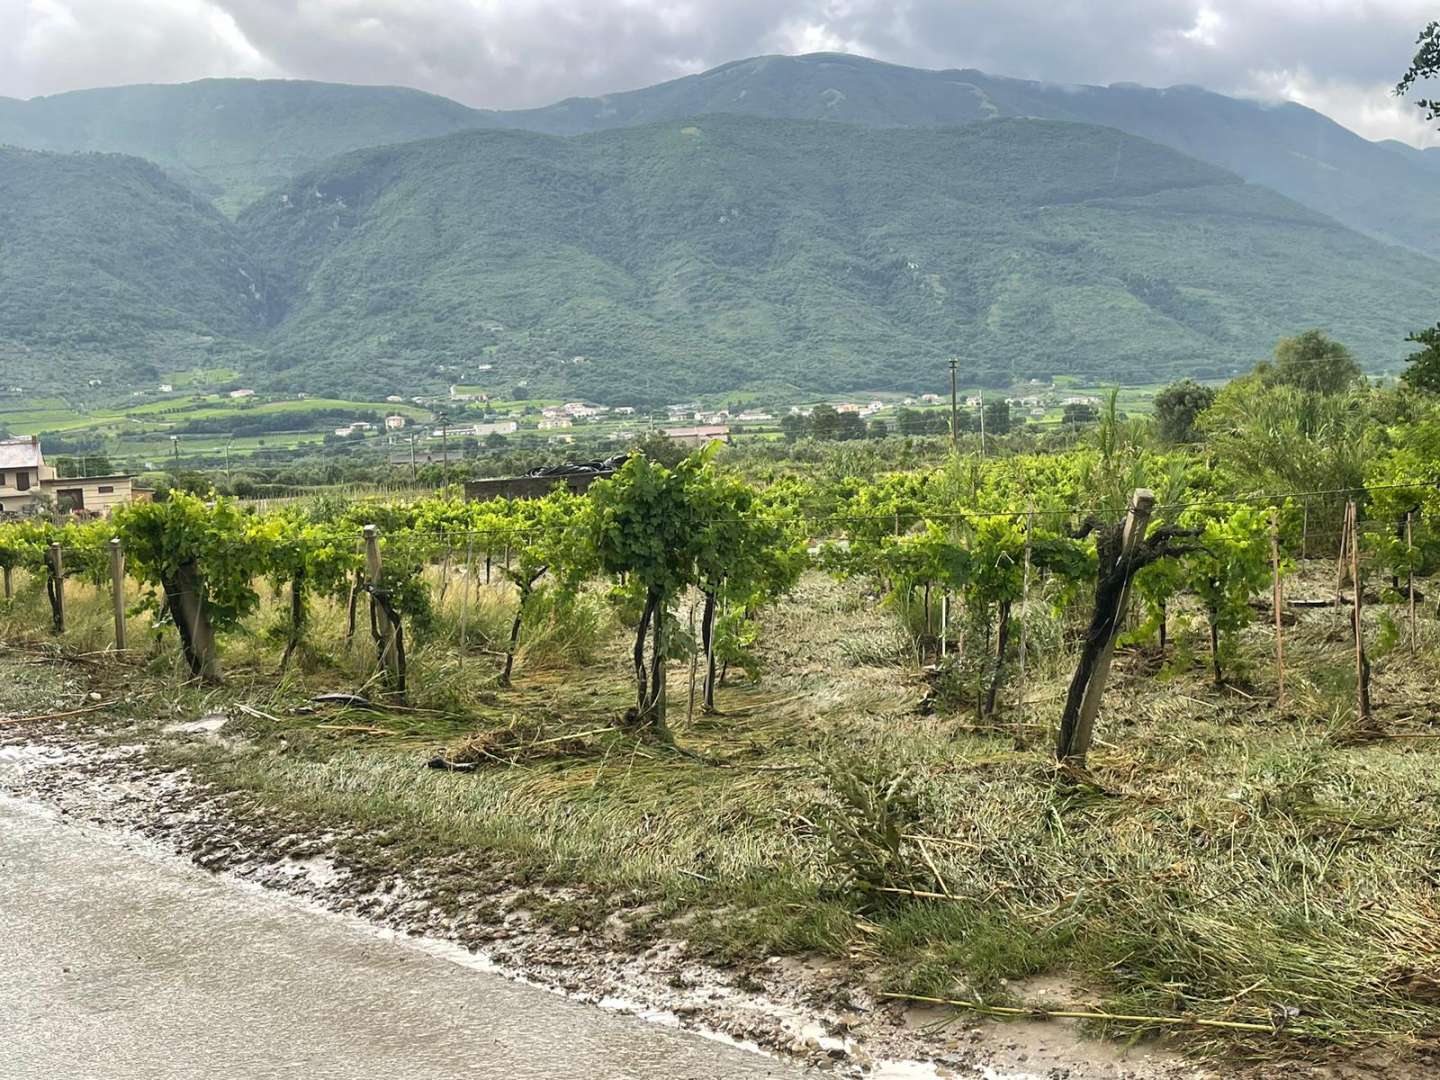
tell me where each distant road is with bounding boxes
[0,795,800,1080]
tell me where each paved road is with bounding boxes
[0,794,803,1080]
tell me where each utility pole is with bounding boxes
[978,389,987,458]
[410,433,417,482]
[948,358,959,451]
[440,412,449,474]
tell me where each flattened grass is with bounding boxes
[5,566,1440,1062]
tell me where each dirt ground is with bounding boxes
[1,726,1203,1080]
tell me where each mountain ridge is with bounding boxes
[5,115,1433,404]
[2,52,1435,257]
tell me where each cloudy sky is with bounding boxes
[4,0,1438,145]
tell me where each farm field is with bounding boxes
[3,360,1439,1078]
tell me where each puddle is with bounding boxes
[164,712,229,734]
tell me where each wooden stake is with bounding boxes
[363,525,403,694]
[687,599,699,725]
[1406,511,1417,659]
[2,565,11,601]
[109,538,127,652]
[459,538,474,666]
[1347,502,1371,727]
[939,594,948,658]
[1335,503,1351,607]
[1019,503,1033,690]
[437,544,452,606]
[47,542,64,634]
[1269,510,1284,711]
[1300,499,1309,560]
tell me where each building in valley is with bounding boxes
[0,437,136,517]
[662,425,731,448]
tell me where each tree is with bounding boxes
[867,419,889,439]
[1264,330,1361,395]
[1153,379,1216,444]
[1063,402,1098,427]
[810,405,840,440]
[691,473,807,711]
[475,492,594,686]
[590,452,712,740]
[982,399,1011,436]
[1200,380,1377,501]
[630,430,688,468]
[251,512,363,671]
[114,493,264,681]
[1396,21,1440,129]
[1179,506,1275,686]
[779,413,810,442]
[54,454,114,478]
[835,411,866,441]
[1401,324,1440,394]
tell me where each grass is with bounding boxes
[3,562,1440,1067]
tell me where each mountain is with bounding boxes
[5,114,1434,404]
[1380,139,1440,174]
[496,53,1440,257]
[232,116,1435,403]
[0,146,267,393]
[0,80,492,214]
[3,55,1439,256]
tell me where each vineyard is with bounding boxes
[5,406,1440,1068]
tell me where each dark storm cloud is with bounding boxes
[3,0,1436,143]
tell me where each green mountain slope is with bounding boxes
[0,80,493,214]
[0,147,267,393]
[498,53,1440,256]
[236,116,1438,403]
[5,55,1439,257]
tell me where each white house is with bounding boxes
[663,425,730,447]
[228,388,255,399]
[384,415,407,431]
[0,437,135,517]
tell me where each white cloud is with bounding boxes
[1,0,1436,145]
[0,0,276,99]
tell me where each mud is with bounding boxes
[0,723,1208,1080]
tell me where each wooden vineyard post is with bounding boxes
[1300,500,1309,560]
[2,564,11,601]
[1019,504,1033,694]
[459,538,474,666]
[1270,511,1284,711]
[1335,504,1351,608]
[109,538,127,652]
[1347,501,1372,728]
[940,594,948,658]
[1055,489,1155,767]
[437,544,453,606]
[363,525,405,696]
[1407,511,1417,659]
[47,542,64,634]
[687,599,699,724]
